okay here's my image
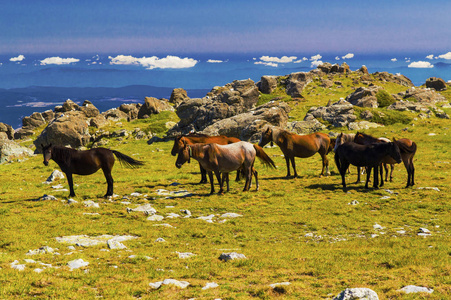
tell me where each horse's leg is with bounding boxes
[365,167,372,189]
[224,173,230,192]
[208,171,215,194]
[290,157,299,178]
[340,162,349,192]
[373,166,379,189]
[405,156,415,187]
[235,170,241,182]
[199,164,207,184]
[215,171,224,194]
[253,168,259,191]
[319,152,330,177]
[243,168,252,191]
[355,166,361,183]
[379,164,384,188]
[284,156,291,177]
[389,164,394,182]
[66,173,76,197]
[103,169,114,197]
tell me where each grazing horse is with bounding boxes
[171,133,241,183]
[42,144,144,197]
[354,132,417,187]
[175,141,275,194]
[258,127,331,178]
[334,141,402,192]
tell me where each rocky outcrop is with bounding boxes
[34,111,91,153]
[0,123,14,140]
[425,77,447,91]
[258,76,278,94]
[285,72,313,98]
[373,72,414,87]
[119,103,141,121]
[201,101,291,142]
[401,87,447,103]
[346,86,383,108]
[304,100,356,127]
[138,97,174,119]
[0,139,34,163]
[287,119,327,135]
[169,88,190,107]
[317,62,350,74]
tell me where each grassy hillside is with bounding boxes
[0,72,450,299]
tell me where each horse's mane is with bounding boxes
[184,132,210,138]
[51,146,76,164]
[271,127,293,141]
[356,132,378,142]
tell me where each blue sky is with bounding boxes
[1,0,450,54]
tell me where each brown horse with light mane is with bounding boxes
[171,133,241,183]
[175,140,275,194]
[354,132,417,187]
[258,127,331,178]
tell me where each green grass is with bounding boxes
[0,74,450,299]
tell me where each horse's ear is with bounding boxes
[392,137,397,142]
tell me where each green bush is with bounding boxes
[376,90,395,108]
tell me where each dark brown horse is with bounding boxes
[258,127,331,178]
[175,141,275,194]
[42,144,144,197]
[334,141,402,192]
[354,132,417,187]
[171,133,241,183]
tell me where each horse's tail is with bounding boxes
[396,140,417,155]
[253,144,276,169]
[112,150,145,168]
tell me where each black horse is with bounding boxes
[42,144,144,197]
[334,141,402,192]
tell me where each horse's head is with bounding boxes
[175,140,191,169]
[390,139,402,163]
[334,133,344,152]
[41,144,53,166]
[258,127,273,147]
[171,135,184,156]
[354,132,364,143]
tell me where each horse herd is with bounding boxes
[41,127,417,197]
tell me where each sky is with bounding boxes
[1,0,450,55]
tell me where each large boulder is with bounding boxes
[22,112,46,129]
[305,99,356,127]
[287,119,327,135]
[169,88,190,107]
[373,72,414,87]
[285,72,313,98]
[201,101,291,142]
[0,123,14,140]
[138,97,174,119]
[102,108,129,121]
[119,103,141,120]
[79,100,100,118]
[258,76,278,94]
[425,77,447,91]
[346,86,383,108]
[0,139,34,163]
[401,87,447,103]
[34,111,91,153]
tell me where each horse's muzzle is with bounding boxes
[176,163,182,169]
[43,160,49,166]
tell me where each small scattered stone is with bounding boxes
[380,196,391,200]
[418,187,440,192]
[170,182,181,186]
[10,260,26,271]
[130,192,142,197]
[176,252,196,259]
[27,246,55,255]
[34,268,44,273]
[127,204,156,215]
[202,282,219,290]
[349,200,359,205]
[38,194,58,201]
[43,170,65,184]
[373,223,384,230]
[147,215,164,221]
[67,258,89,270]
[149,279,190,289]
[166,213,180,219]
[270,282,291,289]
[155,238,166,242]
[107,239,127,250]
[153,223,174,228]
[220,213,243,218]
[180,209,192,216]
[83,200,99,208]
[333,288,379,300]
[219,252,247,262]
[398,285,433,294]
[67,198,78,204]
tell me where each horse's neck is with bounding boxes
[51,147,72,167]
[272,128,285,144]
[190,144,206,160]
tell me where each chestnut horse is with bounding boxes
[258,127,331,178]
[175,141,275,194]
[171,133,241,183]
[354,132,417,187]
[42,144,144,197]
[334,141,402,192]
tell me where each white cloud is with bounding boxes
[408,61,434,68]
[293,57,308,63]
[311,60,323,68]
[40,57,80,65]
[391,58,397,62]
[438,52,451,60]
[207,59,223,63]
[259,55,297,63]
[108,55,198,69]
[335,56,340,60]
[254,61,278,67]
[426,54,434,60]
[310,54,322,61]
[342,53,354,59]
[10,55,25,62]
